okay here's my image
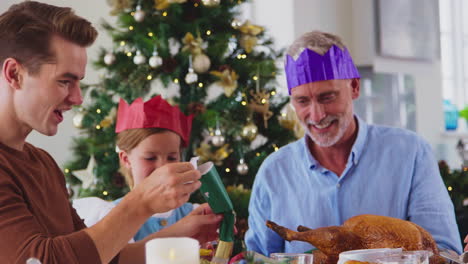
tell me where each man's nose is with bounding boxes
[309,103,327,123]
[68,84,83,106]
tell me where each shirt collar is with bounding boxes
[351,115,368,165]
[302,115,368,170]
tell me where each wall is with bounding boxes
[0,0,456,168]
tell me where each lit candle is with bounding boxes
[146,237,200,264]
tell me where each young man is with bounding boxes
[0,2,222,263]
[245,31,462,255]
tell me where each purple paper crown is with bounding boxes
[285,44,360,94]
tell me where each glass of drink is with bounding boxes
[270,253,314,264]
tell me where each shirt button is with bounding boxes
[336,183,341,188]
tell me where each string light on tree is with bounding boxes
[231,18,242,29]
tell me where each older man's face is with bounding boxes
[290,79,360,147]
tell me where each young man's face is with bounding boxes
[291,78,360,147]
[14,35,86,136]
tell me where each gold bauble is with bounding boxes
[241,122,258,141]
[73,112,85,128]
[278,103,305,138]
[193,53,211,73]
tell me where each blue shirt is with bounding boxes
[245,116,462,255]
[114,198,193,242]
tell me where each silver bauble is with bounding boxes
[73,112,85,128]
[193,53,211,73]
[133,50,146,65]
[202,0,220,6]
[185,68,198,84]
[211,135,225,147]
[103,53,116,65]
[133,5,145,22]
[236,162,249,175]
[241,122,258,141]
[149,53,163,68]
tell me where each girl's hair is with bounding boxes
[116,128,182,189]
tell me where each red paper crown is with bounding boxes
[115,95,194,147]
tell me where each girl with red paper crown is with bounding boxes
[73,95,222,243]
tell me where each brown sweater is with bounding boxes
[0,142,118,264]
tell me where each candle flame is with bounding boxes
[169,248,176,261]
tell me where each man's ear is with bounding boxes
[350,78,360,99]
[2,58,23,90]
[119,151,131,169]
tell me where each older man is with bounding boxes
[245,30,462,255]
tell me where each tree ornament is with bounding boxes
[248,89,273,128]
[211,127,225,147]
[104,52,116,65]
[195,143,232,165]
[149,50,163,68]
[168,38,181,56]
[236,158,249,175]
[210,66,239,97]
[202,0,220,7]
[193,53,211,73]
[241,121,258,141]
[133,50,146,65]
[185,55,198,84]
[99,107,117,128]
[182,32,203,55]
[278,103,305,138]
[73,111,85,128]
[240,35,258,54]
[185,68,198,84]
[133,5,146,22]
[73,156,97,189]
[155,0,187,10]
[108,0,133,15]
[237,20,264,53]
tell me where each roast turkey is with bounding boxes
[266,214,445,264]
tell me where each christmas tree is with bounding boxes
[438,160,468,242]
[64,0,301,247]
